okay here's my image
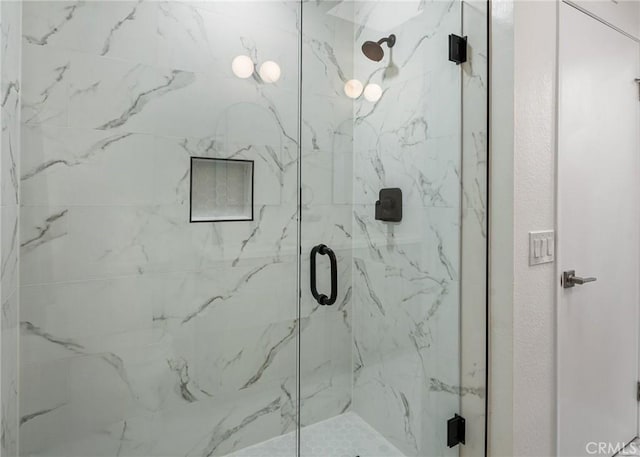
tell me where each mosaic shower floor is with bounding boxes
[226,412,406,457]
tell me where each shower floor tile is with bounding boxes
[226,412,405,457]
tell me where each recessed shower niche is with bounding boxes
[189,157,254,222]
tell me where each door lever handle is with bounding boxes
[571,276,597,285]
[562,270,597,289]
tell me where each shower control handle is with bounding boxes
[562,270,597,288]
[310,244,338,306]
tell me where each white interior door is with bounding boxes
[558,3,640,456]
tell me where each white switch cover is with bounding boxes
[529,230,555,266]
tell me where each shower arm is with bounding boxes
[378,34,396,48]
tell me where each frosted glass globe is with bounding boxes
[344,79,363,99]
[259,61,281,83]
[232,55,254,79]
[364,83,383,102]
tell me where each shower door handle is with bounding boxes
[310,244,338,306]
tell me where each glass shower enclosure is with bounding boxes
[8,1,488,456]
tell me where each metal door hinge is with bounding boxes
[635,79,640,101]
[448,34,467,65]
[636,381,640,401]
[447,414,466,448]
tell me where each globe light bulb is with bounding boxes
[259,61,281,83]
[232,55,254,79]
[344,79,363,99]
[364,83,383,102]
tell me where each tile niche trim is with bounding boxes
[189,156,255,223]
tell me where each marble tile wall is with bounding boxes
[348,1,486,456]
[460,2,488,456]
[1,0,22,455]
[14,1,487,456]
[299,0,355,430]
[18,2,306,456]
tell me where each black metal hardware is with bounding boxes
[447,414,466,448]
[636,381,640,402]
[375,188,402,222]
[448,34,468,65]
[310,244,337,306]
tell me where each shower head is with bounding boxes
[361,34,396,62]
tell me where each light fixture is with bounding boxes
[232,55,254,79]
[344,79,363,99]
[259,61,281,83]
[364,83,383,102]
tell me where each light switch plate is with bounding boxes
[529,230,555,266]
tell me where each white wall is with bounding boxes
[490,1,640,456]
[489,1,558,455]
[511,1,558,455]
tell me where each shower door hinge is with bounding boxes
[448,34,467,65]
[635,79,640,101]
[636,381,640,401]
[447,414,466,448]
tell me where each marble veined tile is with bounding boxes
[353,68,459,141]
[20,307,300,454]
[350,205,460,282]
[157,1,299,78]
[19,202,300,284]
[20,43,71,127]
[21,125,174,207]
[352,135,461,209]
[459,4,488,454]
[20,124,297,208]
[22,41,299,143]
[350,1,459,83]
[1,106,20,208]
[1,0,22,454]
[1,306,18,457]
[22,1,158,64]
[349,4,466,455]
[14,1,487,457]
[1,204,19,301]
[301,2,355,99]
[1,18,20,206]
[21,377,297,457]
[302,101,353,159]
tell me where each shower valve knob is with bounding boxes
[375,188,402,222]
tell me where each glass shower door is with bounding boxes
[14,0,484,455]
[18,2,302,456]
[299,1,464,456]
